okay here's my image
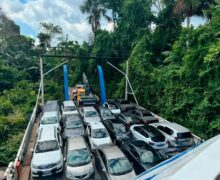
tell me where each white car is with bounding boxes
[65,137,95,179]
[86,122,112,151]
[130,124,168,150]
[103,101,121,114]
[151,122,194,148]
[62,100,78,116]
[81,106,101,124]
[39,111,61,131]
[31,126,63,177]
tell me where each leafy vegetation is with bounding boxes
[0,0,220,165]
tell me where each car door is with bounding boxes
[129,146,144,174]
[97,150,109,180]
[87,125,92,147]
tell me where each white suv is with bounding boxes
[130,124,168,150]
[151,122,194,148]
[31,126,63,177]
[62,100,78,116]
[86,122,112,151]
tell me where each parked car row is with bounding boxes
[31,99,196,179]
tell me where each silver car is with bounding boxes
[81,106,101,124]
[65,137,95,179]
[63,114,85,139]
[95,145,136,180]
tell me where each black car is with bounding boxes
[102,118,130,144]
[115,99,137,112]
[62,114,85,139]
[127,109,159,124]
[121,140,164,175]
[116,112,143,129]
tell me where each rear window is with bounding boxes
[64,106,76,111]
[177,132,192,139]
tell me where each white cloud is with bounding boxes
[0,0,98,44]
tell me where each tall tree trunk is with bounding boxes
[186,16,190,28]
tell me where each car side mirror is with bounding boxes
[64,157,66,162]
[102,168,106,172]
[30,148,34,153]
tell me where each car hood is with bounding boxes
[84,117,101,123]
[92,137,112,146]
[116,133,130,140]
[32,150,62,166]
[110,170,136,180]
[64,128,84,138]
[66,161,93,176]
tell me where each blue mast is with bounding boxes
[63,64,69,100]
[97,65,107,105]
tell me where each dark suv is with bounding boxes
[127,109,159,124]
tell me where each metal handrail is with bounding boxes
[4,82,42,180]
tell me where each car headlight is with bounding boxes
[56,159,62,165]
[31,164,38,169]
[67,172,74,178]
[89,167,94,175]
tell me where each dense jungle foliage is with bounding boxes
[0,0,220,165]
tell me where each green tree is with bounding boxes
[80,0,111,33]
[38,22,62,49]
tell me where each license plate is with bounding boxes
[43,170,51,174]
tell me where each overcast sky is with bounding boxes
[0,0,113,44]
[0,0,205,45]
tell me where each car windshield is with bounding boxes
[35,140,59,153]
[109,104,117,110]
[67,148,91,167]
[113,124,126,133]
[65,120,82,129]
[101,109,112,116]
[41,116,58,124]
[92,128,109,138]
[139,150,161,164]
[64,106,76,111]
[85,111,98,117]
[108,157,133,176]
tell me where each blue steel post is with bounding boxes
[97,65,107,105]
[63,64,69,100]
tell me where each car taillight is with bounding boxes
[127,123,131,129]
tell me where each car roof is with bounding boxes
[63,100,76,107]
[65,114,81,121]
[153,122,190,132]
[108,118,123,124]
[82,106,96,111]
[101,145,125,160]
[89,121,105,129]
[38,126,56,141]
[67,137,87,150]
[43,111,58,117]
